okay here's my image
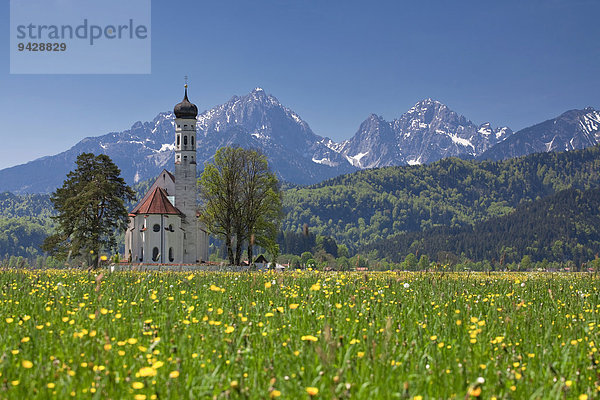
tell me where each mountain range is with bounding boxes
[0,88,598,193]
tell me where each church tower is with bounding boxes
[173,84,199,263]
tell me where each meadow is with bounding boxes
[0,269,598,399]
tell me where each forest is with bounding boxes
[363,187,600,266]
[282,145,600,254]
[2,145,600,266]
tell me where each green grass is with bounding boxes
[0,270,598,399]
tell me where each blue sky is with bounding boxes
[1,0,599,169]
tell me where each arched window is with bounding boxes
[184,136,188,146]
[152,247,159,262]
[168,247,174,262]
[177,135,180,146]
[191,136,194,146]
[168,224,173,232]
[153,224,160,232]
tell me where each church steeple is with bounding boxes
[173,83,199,263]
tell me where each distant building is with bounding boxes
[124,86,209,264]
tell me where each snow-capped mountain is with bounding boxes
[337,99,513,168]
[478,108,600,161]
[0,88,597,194]
[0,88,356,193]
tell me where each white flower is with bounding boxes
[477,377,485,384]
[403,283,410,289]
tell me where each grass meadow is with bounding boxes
[0,269,598,399]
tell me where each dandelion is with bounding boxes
[132,382,144,389]
[169,370,179,379]
[301,335,318,342]
[289,304,299,309]
[270,389,282,398]
[21,360,33,369]
[310,283,321,291]
[264,282,272,289]
[306,387,319,396]
[225,326,235,334]
[138,367,157,377]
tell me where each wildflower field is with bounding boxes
[0,270,598,399]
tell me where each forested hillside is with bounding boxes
[363,187,600,265]
[282,145,600,250]
[0,192,56,258]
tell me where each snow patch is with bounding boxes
[345,151,369,168]
[159,143,175,152]
[449,134,473,148]
[407,157,422,166]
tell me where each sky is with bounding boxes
[1,0,599,170]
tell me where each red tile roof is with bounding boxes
[131,187,181,215]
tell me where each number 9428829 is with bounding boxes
[17,43,66,51]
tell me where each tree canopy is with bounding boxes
[42,153,134,267]
[199,147,282,265]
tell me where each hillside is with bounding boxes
[282,145,600,250]
[363,187,600,265]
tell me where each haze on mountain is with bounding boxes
[0,88,599,193]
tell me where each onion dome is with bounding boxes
[174,85,198,119]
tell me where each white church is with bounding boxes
[124,86,209,264]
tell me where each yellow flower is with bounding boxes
[310,283,321,291]
[138,367,157,377]
[230,380,239,389]
[132,382,144,389]
[88,314,96,320]
[6,318,14,323]
[169,370,179,378]
[127,338,138,345]
[47,383,56,389]
[301,335,318,342]
[357,351,365,358]
[579,395,588,400]
[306,387,319,396]
[134,395,146,400]
[566,380,573,387]
[430,335,437,341]
[21,360,33,369]
[11,380,19,386]
[270,389,282,397]
[468,386,482,397]
[289,304,299,309]
[225,326,235,334]
[104,344,112,351]
[21,337,30,343]
[413,397,423,400]
[264,282,272,289]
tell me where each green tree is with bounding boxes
[241,150,283,266]
[42,153,134,268]
[199,147,283,265]
[199,147,245,265]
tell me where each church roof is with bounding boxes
[174,85,198,119]
[131,187,181,215]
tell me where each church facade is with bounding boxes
[124,86,209,264]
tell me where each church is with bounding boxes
[124,86,209,264]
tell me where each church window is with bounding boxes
[184,124,188,128]
[153,224,160,232]
[177,135,180,146]
[169,247,174,262]
[168,224,173,232]
[191,136,194,146]
[184,136,188,145]
[152,247,159,262]
[140,248,143,262]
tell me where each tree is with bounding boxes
[199,147,245,265]
[42,153,134,268]
[199,147,283,265]
[240,150,283,266]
